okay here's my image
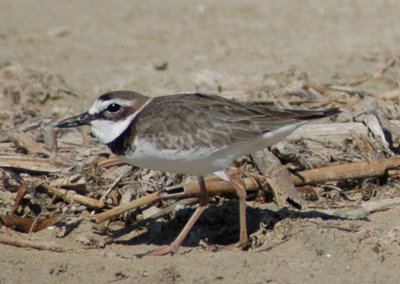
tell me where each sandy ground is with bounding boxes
[1,1,400,283]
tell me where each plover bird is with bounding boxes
[57,91,340,255]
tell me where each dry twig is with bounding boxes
[40,183,104,209]
[252,149,302,208]
[0,235,69,253]
[10,182,28,215]
[0,156,64,173]
[291,156,400,185]
[0,215,62,233]
[8,131,50,157]
[94,192,159,223]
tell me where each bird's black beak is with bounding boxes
[57,111,94,128]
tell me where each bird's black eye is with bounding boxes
[106,103,121,113]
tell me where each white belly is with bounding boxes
[121,122,305,175]
[121,142,224,175]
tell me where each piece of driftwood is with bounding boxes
[8,131,51,157]
[94,192,159,223]
[0,235,69,253]
[361,197,400,213]
[49,174,86,189]
[291,156,400,185]
[40,183,104,209]
[252,149,302,209]
[0,215,62,233]
[373,110,400,149]
[361,114,389,149]
[288,120,400,142]
[10,183,28,215]
[0,156,64,173]
[160,175,259,199]
[287,122,368,142]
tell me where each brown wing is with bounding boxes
[134,93,339,150]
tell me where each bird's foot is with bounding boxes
[226,237,250,250]
[147,244,180,256]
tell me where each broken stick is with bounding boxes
[0,236,69,253]
[94,192,160,223]
[8,131,51,157]
[291,156,400,185]
[0,156,64,173]
[252,149,303,208]
[40,183,104,209]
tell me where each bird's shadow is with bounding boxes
[108,200,357,249]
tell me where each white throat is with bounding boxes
[90,115,135,144]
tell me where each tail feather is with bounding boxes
[243,101,341,121]
[293,107,341,120]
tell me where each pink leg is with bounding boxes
[227,174,249,249]
[150,176,208,256]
